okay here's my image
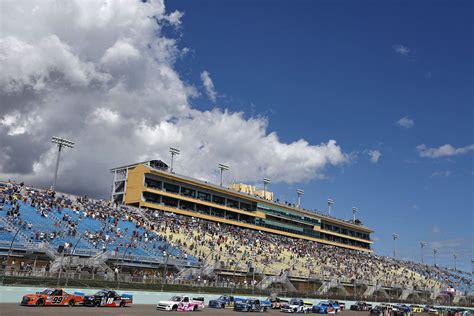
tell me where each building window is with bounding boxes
[162,196,178,207]
[240,202,252,212]
[196,204,210,214]
[145,177,162,190]
[163,182,179,194]
[212,195,225,205]
[226,199,239,209]
[197,191,211,202]
[180,200,194,211]
[181,187,196,198]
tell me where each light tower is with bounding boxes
[262,178,271,200]
[218,163,229,187]
[352,207,358,222]
[296,189,304,207]
[433,248,438,266]
[420,241,427,264]
[327,198,334,215]
[51,136,74,191]
[453,253,457,271]
[392,233,399,258]
[169,147,180,173]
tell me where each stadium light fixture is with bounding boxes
[453,253,457,271]
[352,207,358,222]
[51,136,74,191]
[420,241,427,264]
[218,163,229,187]
[433,248,438,267]
[296,189,304,207]
[327,198,334,215]
[392,233,399,258]
[169,147,180,173]
[263,178,271,199]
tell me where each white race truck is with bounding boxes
[156,295,205,312]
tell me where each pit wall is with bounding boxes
[0,285,472,309]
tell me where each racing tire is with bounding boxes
[172,305,178,311]
[120,301,126,307]
[68,300,75,307]
[193,306,198,311]
[221,303,226,309]
[36,299,45,306]
[94,301,100,307]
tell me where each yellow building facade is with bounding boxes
[111,160,373,252]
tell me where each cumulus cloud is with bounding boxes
[368,150,381,163]
[396,116,414,128]
[417,144,474,159]
[200,70,217,102]
[0,0,349,197]
[393,44,410,56]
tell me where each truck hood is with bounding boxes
[158,300,179,305]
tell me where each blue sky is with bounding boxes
[167,0,473,270]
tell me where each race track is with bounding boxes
[0,305,435,316]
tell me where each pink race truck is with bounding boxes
[156,295,205,312]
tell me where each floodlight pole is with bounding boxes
[327,198,334,215]
[296,189,304,207]
[453,254,457,271]
[218,164,229,187]
[392,233,399,258]
[51,136,74,191]
[169,147,180,173]
[352,207,358,222]
[263,178,270,200]
[433,248,438,267]
[420,241,426,264]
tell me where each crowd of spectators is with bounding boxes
[0,181,187,261]
[0,180,471,295]
[143,209,471,293]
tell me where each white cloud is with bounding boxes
[393,44,410,56]
[396,116,414,128]
[368,150,381,163]
[430,170,452,178]
[166,10,184,26]
[200,70,217,102]
[417,144,474,159]
[0,0,349,197]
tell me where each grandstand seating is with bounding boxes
[0,197,198,266]
[0,181,471,295]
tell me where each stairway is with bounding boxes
[257,271,297,292]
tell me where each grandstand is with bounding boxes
[0,179,472,306]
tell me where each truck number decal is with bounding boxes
[52,297,63,304]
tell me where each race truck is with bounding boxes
[208,295,243,308]
[281,298,313,313]
[410,305,424,313]
[82,290,132,307]
[21,288,84,307]
[392,304,413,316]
[331,301,345,311]
[312,301,339,314]
[370,305,392,316]
[269,297,289,309]
[350,301,373,311]
[156,295,205,311]
[234,298,270,312]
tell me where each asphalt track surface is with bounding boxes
[0,305,437,316]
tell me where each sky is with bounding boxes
[0,0,472,271]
